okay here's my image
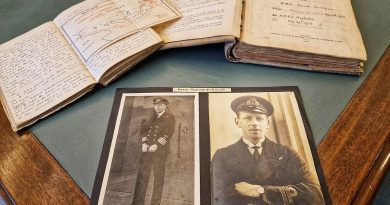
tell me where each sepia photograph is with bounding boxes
[209,91,328,205]
[94,92,199,205]
[91,88,331,205]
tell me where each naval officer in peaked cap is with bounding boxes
[211,95,325,205]
[132,97,176,205]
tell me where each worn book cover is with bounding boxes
[155,0,366,74]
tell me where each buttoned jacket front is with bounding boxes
[143,111,175,156]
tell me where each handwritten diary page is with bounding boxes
[0,22,95,129]
[87,29,162,83]
[54,0,140,63]
[155,0,242,47]
[241,0,366,60]
[53,0,178,64]
[113,0,180,27]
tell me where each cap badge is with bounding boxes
[246,97,260,107]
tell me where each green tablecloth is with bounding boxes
[1,0,389,197]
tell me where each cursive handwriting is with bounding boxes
[0,23,95,123]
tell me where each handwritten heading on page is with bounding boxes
[242,0,366,59]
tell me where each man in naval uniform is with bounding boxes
[211,95,325,205]
[131,97,176,205]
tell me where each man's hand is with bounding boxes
[142,144,149,152]
[149,144,158,152]
[235,182,262,198]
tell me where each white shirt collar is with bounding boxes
[242,137,265,155]
[242,137,264,148]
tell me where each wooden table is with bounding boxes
[0,47,389,204]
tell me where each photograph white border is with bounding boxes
[97,92,200,205]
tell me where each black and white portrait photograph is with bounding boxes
[94,92,199,205]
[209,91,327,205]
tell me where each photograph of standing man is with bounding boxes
[211,95,325,205]
[132,97,176,205]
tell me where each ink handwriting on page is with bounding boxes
[55,0,178,62]
[0,23,94,122]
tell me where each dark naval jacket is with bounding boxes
[142,111,175,156]
[212,138,325,205]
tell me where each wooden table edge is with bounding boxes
[0,121,90,204]
[318,45,390,205]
